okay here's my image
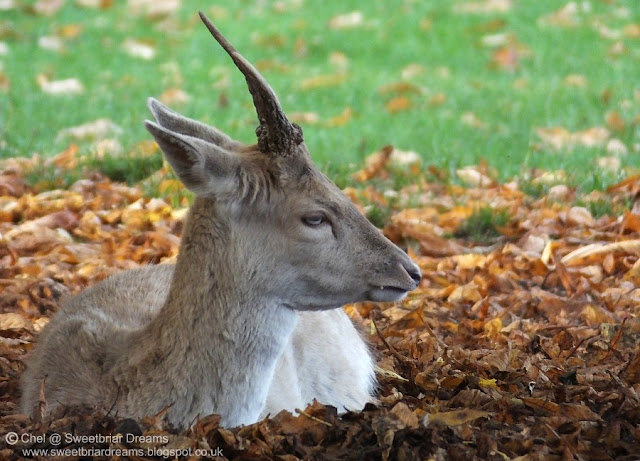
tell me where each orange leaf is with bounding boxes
[606,110,625,133]
[325,107,353,127]
[385,96,412,113]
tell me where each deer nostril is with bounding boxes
[406,265,422,284]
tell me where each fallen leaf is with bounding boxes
[385,96,412,113]
[622,23,640,39]
[597,156,621,173]
[390,402,419,429]
[352,146,393,182]
[378,82,422,95]
[580,304,615,325]
[32,0,64,16]
[564,74,587,87]
[122,38,156,60]
[401,63,425,79]
[37,75,84,95]
[562,240,640,266]
[566,206,594,227]
[606,111,625,133]
[0,313,33,331]
[300,73,347,90]
[522,398,560,415]
[606,139,628,156]
[623,351,640,384]
[289,112,320,125]
[481,32,510,47]
[325,107,352,127]
[478,378,498,388]
[328,11,363,29]
[460,112,486,129]
[159,88,190,105]
[56,118,123,141]
[456,166,492,187]
[536,126,609,151]
[127,0,179,19]
[76,0,114,8]
[328,51,349,71]
[38,36,64,52]
[538,2,581,28]
[428,92,447,106]
[426,409,491,426]
[50,144,79,169]
[491,46,518,71]
[454,0,512,14]
[58,24,84,39]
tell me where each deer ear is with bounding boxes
[145,120,240,196]
[147,98,241,150]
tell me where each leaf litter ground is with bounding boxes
[1,152,640,460]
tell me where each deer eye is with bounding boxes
[302,214,326,227]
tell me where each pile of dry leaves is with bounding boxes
[1,149,640,460]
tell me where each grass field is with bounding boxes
[1,0,639,191]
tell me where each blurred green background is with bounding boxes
[1,0,639,190]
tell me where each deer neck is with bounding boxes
[119,198,297,426]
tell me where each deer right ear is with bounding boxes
[145,120,240,197]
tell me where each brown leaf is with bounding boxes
[623,350,640,384]
[491,46,518,71]
[50,144,79,169]
[390,402,419,429]
[378,82,422,95]
[428,92,447,106]
[76,0,114,8]
[522,398,560,415]
[426,409,491,426]
[324,107,353,127]
[580,304,616,326]
[606,110,625,133]
[385,96,412,113]
[159,88,190,105]
[0,313,33,331]
[0,70,9,92]
[0,172,25,197]
[564,74,587,87]
[622,24,640,39]
[58,24,84,39]
[300,73,347,90]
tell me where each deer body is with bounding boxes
[21,13,420,429]
[22,264,373,428]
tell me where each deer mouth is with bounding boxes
[367,285,410,302]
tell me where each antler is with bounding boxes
[199,11,304,156]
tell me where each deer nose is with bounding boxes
[405,262,422,285]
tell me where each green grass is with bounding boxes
[1,1,640,191]
[84,152,163,185]
[455,206,511,243]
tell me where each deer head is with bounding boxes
[143,12,421,310]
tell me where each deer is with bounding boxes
[21,12,421,429]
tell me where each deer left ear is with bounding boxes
[147,98,242,151]
[145,121,242,197]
